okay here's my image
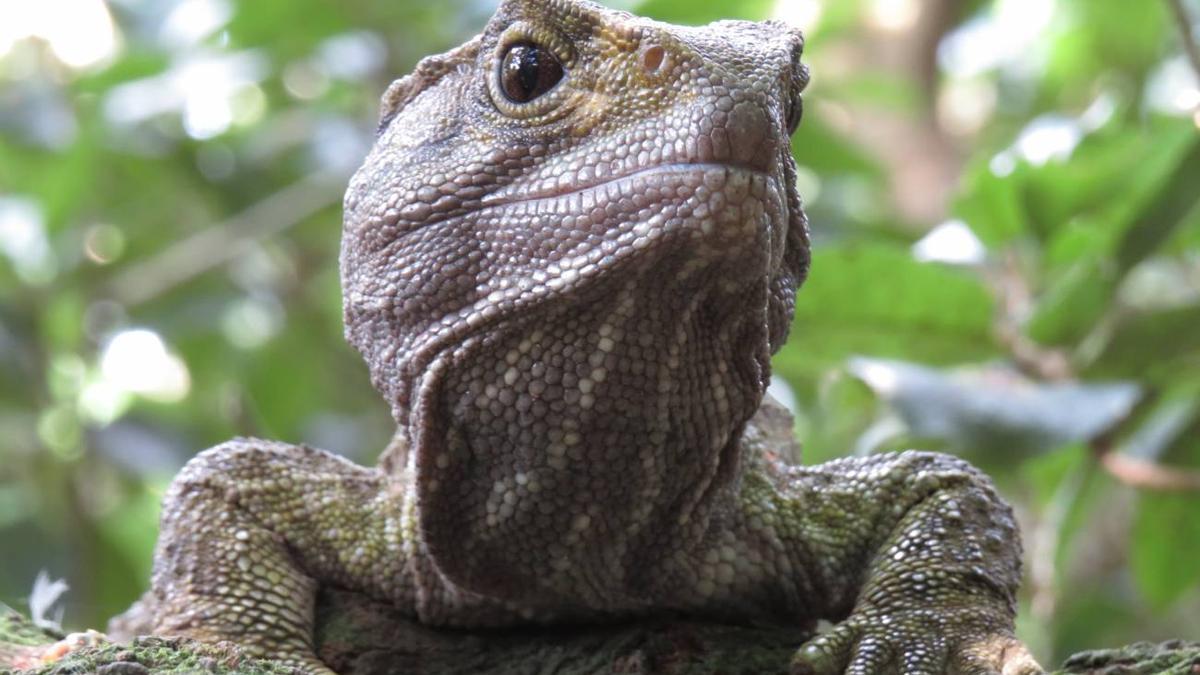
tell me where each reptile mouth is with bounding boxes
[368,161,778,241]
[478,161,773,212]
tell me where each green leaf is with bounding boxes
[1088,304,1200,381]
[952,159,1027,247]
[1021,442,1089,508]
[226,0,350,59]
[1115,136,1200,273]
[94,480,163,618]
[1131,492,1200,609]
[1026,129,1200,347]
[807,0,866,37]
[636,0,774,23]
[1026,129,1159,247]
[244,322,331,439]
[1025,254,1119,346]
[791,113,884,178]
[828,73,922,114]
[775,242,999,389]
[1039,0,1168,107]
[1118,386,1200,462]
[42,292,85,353]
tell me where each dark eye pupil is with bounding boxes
[501,43,564,104]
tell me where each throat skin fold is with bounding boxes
[339,0,810,616]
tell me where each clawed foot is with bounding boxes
[791,607,1043,675]
[4,630,110,670]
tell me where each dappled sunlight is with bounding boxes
[220,295,286,350]
[1013,116,1082,166]
[97,329,191,404]
[103,51,268,139]
[939,0,1057,78]
[772,0,822,31]
[159,0,232,50]
[1147,55,1200,116]
[937,78,999,136]
[0,0,119,69]
[912,220,987,266]
[0,197,56,284]
[867,0,920,33]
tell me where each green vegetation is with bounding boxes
[0,0,1197,667]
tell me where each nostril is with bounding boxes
[640,44,667,75]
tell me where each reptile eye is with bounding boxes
[499,43,564,104]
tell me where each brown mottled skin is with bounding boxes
[110,1,1044,673]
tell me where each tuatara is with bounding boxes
[107,1,1044,673]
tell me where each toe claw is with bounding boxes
[792,624,858,675]
[957,635,1044,675]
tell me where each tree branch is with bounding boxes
[1098,451,1200,492]
[105,171,345,308]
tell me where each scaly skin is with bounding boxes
[110,1,1044,673]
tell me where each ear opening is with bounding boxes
[377,34,484,134]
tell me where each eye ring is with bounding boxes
[487,23,574,121]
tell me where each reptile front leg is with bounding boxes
[112,440,405,674]
[765,451,1043,675]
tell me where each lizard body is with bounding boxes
[111,1,1043,673]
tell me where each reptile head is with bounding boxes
[342,0,809,602]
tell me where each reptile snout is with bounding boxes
[688,22,807,173]
[698,87,786,175]
[724,101,773,171]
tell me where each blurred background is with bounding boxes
[1,0,1198,665]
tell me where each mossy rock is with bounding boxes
[3,595,1198,674]
[1055,640,1200,675]
[0,607,290,675]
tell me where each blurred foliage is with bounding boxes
[0,0,1198,667]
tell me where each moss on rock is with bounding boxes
[3,596,1198,674]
